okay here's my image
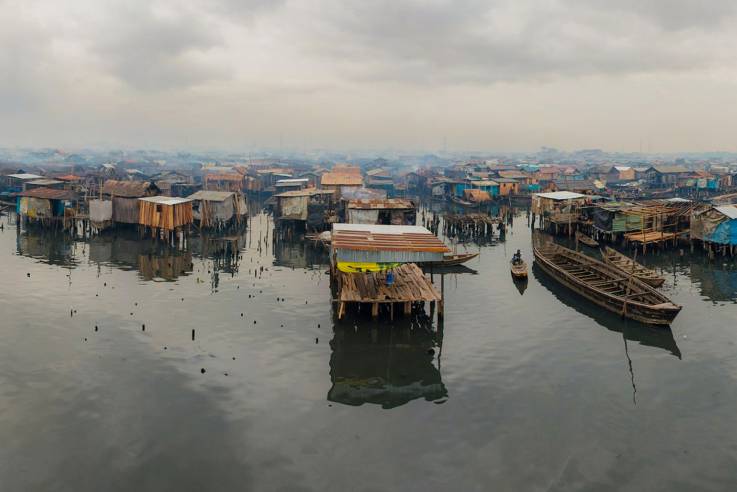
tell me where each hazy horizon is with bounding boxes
[2,0,737,153]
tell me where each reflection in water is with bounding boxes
[15,229,81,266]
[273,231,329,269]
[689,261,737,303]
[328,321,447,409]
[88,232,193,282]
[533,263,682,359]
[513,277,528,295]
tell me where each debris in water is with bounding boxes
[84,338,87,341]
[253,320,256,324]
[232,356,236,360]
[27,273,30,277]
[94,326,98,332]
[191,329,195,341]
[315,338,318,344]
[142,324,146,331]
[201,368,206,374]
[240,313,243,317]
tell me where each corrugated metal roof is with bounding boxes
[321,172,363,186]
[534,191,587,200]
[275,178,309,185]
[7,173,43,180]
[139,196,192,205]
[347,198,414,210]
[715,205,737,219]
[16,188,77,200]
[205,173,243,182]
[471,180,499,186]
[274,189,335,198]
[102,180,158,197]
[187,190,234,202]
[331,224,450,253]
[27,179,64,186]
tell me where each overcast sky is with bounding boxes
[1,0,736,153]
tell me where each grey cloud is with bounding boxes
[90,2,228,90]
[296,0,737,84]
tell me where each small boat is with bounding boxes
[533,240,681,325]
[450,195,476,207]
[420,252,479,267]
[602,246,665,288]
[510,260,528,279]
[577,232,599,247]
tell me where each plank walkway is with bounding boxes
[335,263,442,320]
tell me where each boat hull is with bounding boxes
[534,244,680,325]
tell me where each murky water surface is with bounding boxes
[2,207,737,491]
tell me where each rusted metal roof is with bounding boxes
[187,190,234,202]
[274,189,335,198]
[16,188,77,200]
[102,180,158,197]
[56,174,83,181]
[331,224,450,253]
[205,173,243,182]
[321,172,363,186]
[347,198,415,210]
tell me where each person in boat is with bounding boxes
[512,249,522,265]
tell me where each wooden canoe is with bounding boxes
[602,247,665,288]
[533,242,680,325]
[577,232,599,247]
[450,195,476,207]
[421,252,479,267]
[511,260,528,279]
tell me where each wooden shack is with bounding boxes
[101,180,160,225]
[321,171,364,196]
[187,190,247,229]
[330,224,450,321]
[16,188,78,228]
[274,189,336,230]
[346,198,416,225]
[138,196,193,235]
[691,205,737,256]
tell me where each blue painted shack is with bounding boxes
[692,205,737,251]
[470,179,500,198]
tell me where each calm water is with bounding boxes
[2,207,737,491]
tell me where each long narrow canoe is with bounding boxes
[511,260,528,279]
[420,252,479,267]
[533,242,680,325]
[602,246,665,288]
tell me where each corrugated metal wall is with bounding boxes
[112,197,140,224]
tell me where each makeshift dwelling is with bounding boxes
[138,196,193,233]
[692,205,737,249]
[274,189,336,230]
[274,178,309,193]
[469,180,499,198]
[330,224,450,320]
[187,190,247,229]
[204,173,244,192]
[2,173,43,192]
[494,178,520,196]
[321,172,363,194]
[346,199,416,225]
[16,188,78,227]
[102,180,160,225]
[532,191,588,215]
